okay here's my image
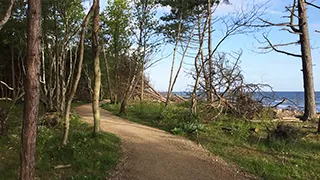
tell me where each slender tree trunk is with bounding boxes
[165,14,183,107]
[20,0,41,179]
[62,6,94,145]
[92,0,101,133]
[120,74,137,114]
[54,8,61,112]
[141,64,144,103]
[102,46,113,103]
[191,15,208,115]
[207,0,214,102]
[11,42,15,99]
[139,0,148,104]
[113,35,119,104]
[60,52,66,113]
[298,0,316,120]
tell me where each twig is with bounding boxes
[0,81,14,91]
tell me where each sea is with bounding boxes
[173,91,320,112]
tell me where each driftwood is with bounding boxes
[130,82,186,103]
[54,164,71,169]
[144,91,166,102]
[221,126,259,133]
[146,83,163,98]
[173,94,187,102]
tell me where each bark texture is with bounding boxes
[298,0,316,120]
[20,0,41,179]
[92,0,101,133]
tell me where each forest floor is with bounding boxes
[75,101,254,180]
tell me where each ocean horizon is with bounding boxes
[170,91,320,112]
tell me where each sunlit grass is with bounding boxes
[102,101,320,180]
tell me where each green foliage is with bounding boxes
[0,103,121,180]
[158,0,230,42]
[101,0,132,51]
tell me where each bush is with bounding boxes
[268,123,301,142]
[160,106,205,135]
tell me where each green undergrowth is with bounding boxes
[102,101,320,180]
[0,101,121,180]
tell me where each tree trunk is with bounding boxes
[139,0,147,104]
[20,0,41,179]
[92,0,101,133]
[298,0,316,120]
[11,41,15,99]
[120,98,127,114]
[102,46,113,103]
[165,14,183,107]
[191,14,208,115]
[207,0,214,102]
[120,74,137,114]
[62,6,94,145]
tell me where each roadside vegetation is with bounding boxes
[102,101,320,180]
[0,102,121,180]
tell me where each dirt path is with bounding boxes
[75,103,254,180]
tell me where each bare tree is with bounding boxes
[20,0,41,179]
[258,0,317,120]
[190,2,265,114]
[92,0,101,133]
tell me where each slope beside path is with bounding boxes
[74,102,254,180]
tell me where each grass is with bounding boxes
[0,101,121,180]
[102,101,320,180]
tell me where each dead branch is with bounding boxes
[272,98,286,108]
[0,81,14,91]
[305,1,320,9]
[257,18,299,28]
[259,41,300,49]
[263,34,302,57]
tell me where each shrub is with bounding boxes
[268,123,301,142]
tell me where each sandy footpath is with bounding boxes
[75,102,254,180]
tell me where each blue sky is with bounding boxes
[100,0,320,92]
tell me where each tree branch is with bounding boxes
[0,81,14,91]
[0,0,15,30]
[263,35,302,57]
[288,0,301,33]
[259,40,300,49]
[305,1,320,9]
